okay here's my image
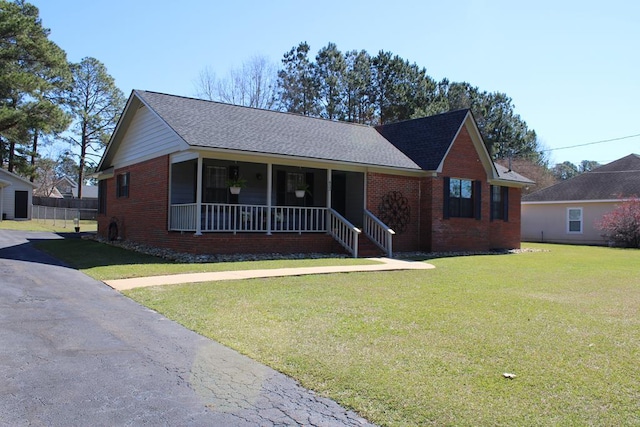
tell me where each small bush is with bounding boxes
[596,196,640,248]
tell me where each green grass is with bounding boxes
[0,219,97,233]
[124,243,640,426]
[32,238,381,281]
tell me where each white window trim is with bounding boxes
[567,207,583,234]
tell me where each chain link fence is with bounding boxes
[32,205,98,229]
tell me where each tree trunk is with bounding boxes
[8,139,15,172]
[30,131,38,182]
[78,121,87,199]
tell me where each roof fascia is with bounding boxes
[522,199,626,205]
[488,178,530,188]
[0,168,36,187]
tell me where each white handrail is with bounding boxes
[363,209,395,257]
[328,208,361,258]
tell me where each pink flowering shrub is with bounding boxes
[596,196,640,248]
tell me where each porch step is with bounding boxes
[358,235,386,258]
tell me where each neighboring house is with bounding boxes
[521,154,640,245]
[94,90,532,257]
[36,176,99,200]
[0,168,36,220]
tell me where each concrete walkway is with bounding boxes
[105,257,435,291]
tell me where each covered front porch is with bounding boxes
[167,153,394,257]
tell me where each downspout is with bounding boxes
[195,156,203,236]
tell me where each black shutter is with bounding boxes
[489,185,495,221]
[502,186,509,222]
[98,180,107,214]
[474,180,482,220]
[443,177,450,219]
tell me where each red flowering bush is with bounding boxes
[596,196,640,248]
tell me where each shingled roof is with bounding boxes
[136,91,421,170]
[523,154,640,202]
[374,109,470,171]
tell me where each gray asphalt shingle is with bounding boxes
[523,154,640,201]
[137,90,421,170]
[374,109,470,171]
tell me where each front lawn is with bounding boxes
[125,244,640,426]
[0,219,97,233]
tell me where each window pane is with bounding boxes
[569,209,581,221]
[206,166,227,188]
[450,179,461,197]
[569,221,581,232]
[287,172,304,192]
[460,180,472,199]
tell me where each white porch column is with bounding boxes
[0,187,4,222]
[266,163,272,235]
[195,155,203,236]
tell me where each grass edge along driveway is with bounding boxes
[124,244,640,426]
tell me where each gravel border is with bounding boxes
[88,234,545,264]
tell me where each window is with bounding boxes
[116,172,129,198]
[567,208,582,233]
[447,178,474,218]
[204,166,227,202]
[98,180,107,214]
[286,172,305,193]
[491,185,509,221]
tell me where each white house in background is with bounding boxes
[521,154,640,245]
[0,168,35,221]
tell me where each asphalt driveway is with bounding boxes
[0,230,372,426]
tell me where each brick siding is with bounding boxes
[98,126,522,256]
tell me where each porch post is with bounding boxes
[266,163,272,235]
[326,168,332,231]
[195,155,203,236]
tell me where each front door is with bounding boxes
[331,173,346,216]
[14,191,28,219]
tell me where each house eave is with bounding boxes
[180,146,426,176]
[522,198,625,205]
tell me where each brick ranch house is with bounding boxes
[95,90,532,257]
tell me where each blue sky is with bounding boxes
[34,0,639,166]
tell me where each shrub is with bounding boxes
[596,196,640,248]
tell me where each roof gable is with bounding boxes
[523,154,640,202]
[0,168,36,188]
[375,109,470,171]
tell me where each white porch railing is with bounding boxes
[271,206,327,233]
[201,203,269,233]
[169,203,198,231]
[363,209,395,257]
[169,203,327,234]
[169,204,391,259]
[328,208,361,258]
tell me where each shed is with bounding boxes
[0,168,36,220]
